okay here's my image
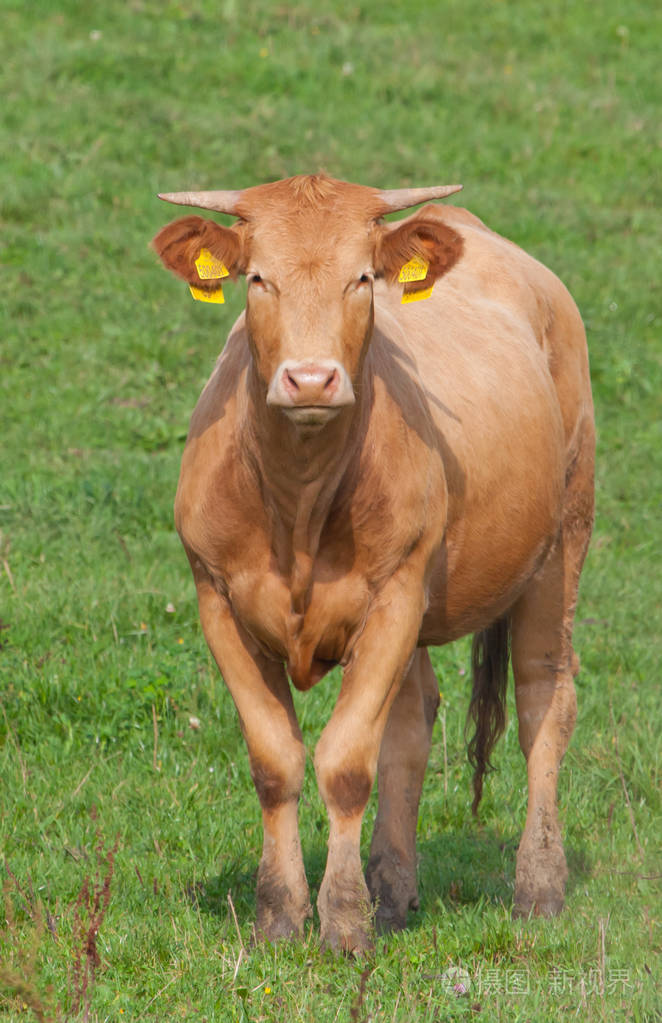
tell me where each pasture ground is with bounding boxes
[1,0,660,1019]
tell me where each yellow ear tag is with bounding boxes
[401,285,434,304]
[189,284,225,304]
[194,248,230,280]
[398,255,429,283]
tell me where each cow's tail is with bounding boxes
[466,615,511,815]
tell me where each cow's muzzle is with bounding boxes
[267,360,355,425]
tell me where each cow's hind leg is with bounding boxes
[511,440,593,917]
[366,648,439,932]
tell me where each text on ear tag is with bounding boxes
[195,248,230,280]
[398,255,429,283]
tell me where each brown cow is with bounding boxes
[152,174,594,953]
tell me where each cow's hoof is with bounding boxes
[321,923,375,956]
[374,904,406,934]
[366,853,417,934]
[255,898,312,944]
[318,884,374,955]
[254,916,302,943]
[512,888,565,919]
[514,822,567,921]
[373,889,420,934]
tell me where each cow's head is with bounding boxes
[152,175,463,427]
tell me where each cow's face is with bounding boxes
[153,177,463,428]
[242,212,378,427]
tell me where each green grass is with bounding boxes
[1,0,660,1019]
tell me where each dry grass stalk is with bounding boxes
[69,827,119,1021]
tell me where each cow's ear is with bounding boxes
[151,215,245,289]
[374,208,463,286]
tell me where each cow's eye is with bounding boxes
[247,274,279,297]
[344,273,373,296]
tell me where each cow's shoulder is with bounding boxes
[185,314,249,440]
[174,317,270,563]
[412,205,589,406]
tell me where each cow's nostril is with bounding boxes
[324,369,339,392]
[285,371,300,392]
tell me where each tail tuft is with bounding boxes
[466,616,510,814]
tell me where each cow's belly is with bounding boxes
[420,531,554,644]
[420,457,564,643]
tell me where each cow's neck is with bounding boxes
[245,373,362,614]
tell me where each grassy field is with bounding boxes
[1,0,660,1019]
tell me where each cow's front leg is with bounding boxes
[313,574,425,953]
[194,573,311,941]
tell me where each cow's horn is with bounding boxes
[157,190,242,214]
[376,184,463,213]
